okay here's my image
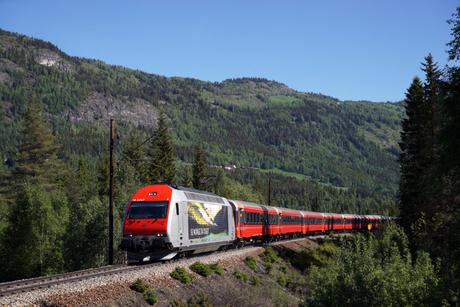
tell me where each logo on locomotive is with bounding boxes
[187,201,228,239]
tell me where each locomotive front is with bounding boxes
[121,184,176,262]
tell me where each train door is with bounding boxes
[176,201,186,247]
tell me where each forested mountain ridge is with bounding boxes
[0,28,402,199]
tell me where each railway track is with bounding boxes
[0,263,162,297]
[0,235,331,298]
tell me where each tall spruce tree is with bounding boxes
[399,77,425,235]
[192,145,207,190]
[123,131,148,183]
[148,111,176,183]
[12,96,63,191]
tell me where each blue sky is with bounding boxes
[0,0,457,101]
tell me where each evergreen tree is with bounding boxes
[123,131,148,183]
[192,145,207,190]
[12,96,63,191]
[447,7,460,61]
[148,111,176,183]
[399,77,424,235]
[1,184,69,281]
[213,168,226,195]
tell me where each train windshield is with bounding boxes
[128,201,168,219]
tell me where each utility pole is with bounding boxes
[109,119,116,265]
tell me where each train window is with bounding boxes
[128,201,168,219]
[175,203,179,215]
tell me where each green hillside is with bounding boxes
[0,29,402,205]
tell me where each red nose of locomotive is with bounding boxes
[123,184,172,236]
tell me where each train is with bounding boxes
[121,183,388,263]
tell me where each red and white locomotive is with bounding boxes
[121,184,387,262]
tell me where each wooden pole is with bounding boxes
[109,119,116,265]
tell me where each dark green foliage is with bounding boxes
[192,146,207,190]
[399,77,425,234]
[189,262,214,277]
[130,279,158,305]
[250,275,260,286]
[123,130,148,183]
[233,270,249,282]
[399,14,460,299]
[276,274,287,287]
[307,242,339,268]
[143,288,159,305]
[447,7,460,61]
[0,184,69,280]
[304,224,440,306]
[261,247,279,264]
[244,256,257,270]
[130,278,149,293]
[170,267,194,284]
[8,96,64,194]
[148,111,176,183]
[209,262,224,276]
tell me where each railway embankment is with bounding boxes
[0,237,333,307]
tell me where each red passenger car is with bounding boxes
[231,200,280,242]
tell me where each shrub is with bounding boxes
[245,256,257,270]
[308,242,338,267]
[170,267,194,284]
[276,274,287,287]
[264,262,273,274]
[250,275,260,286]
[261,247,279,264]
[130,279,158,305]
[210,262,224,276]
[233,270,249,282]
[143,288,159,305]
[190,262,214,277]
[280,265,287,273]
[305,224,441,306]
[130,278,149,293]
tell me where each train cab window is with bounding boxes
[128,201,168,219]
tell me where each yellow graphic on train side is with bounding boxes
[187,201,228,239]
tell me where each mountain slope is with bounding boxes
[0,28,403,197]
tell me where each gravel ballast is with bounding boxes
[0,246,266,307]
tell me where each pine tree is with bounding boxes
[192,145,207,190]
[447,7,460,62]
[148,111,176,183]
[399,77,425,234]
[123,131,148,183]
[12,96,64,191]
[213,168,226,195]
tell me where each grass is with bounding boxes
[190,262,214,277]
[245,256,257,270]
[233,270,249,282]
[261,247,279,264]
[210,262,224,276]
[130,278,149,293]
[250,275,261,286]
[277,274,287,287]
[143,288,159,305]
[170,267,194,284]
[130,279,158,305]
